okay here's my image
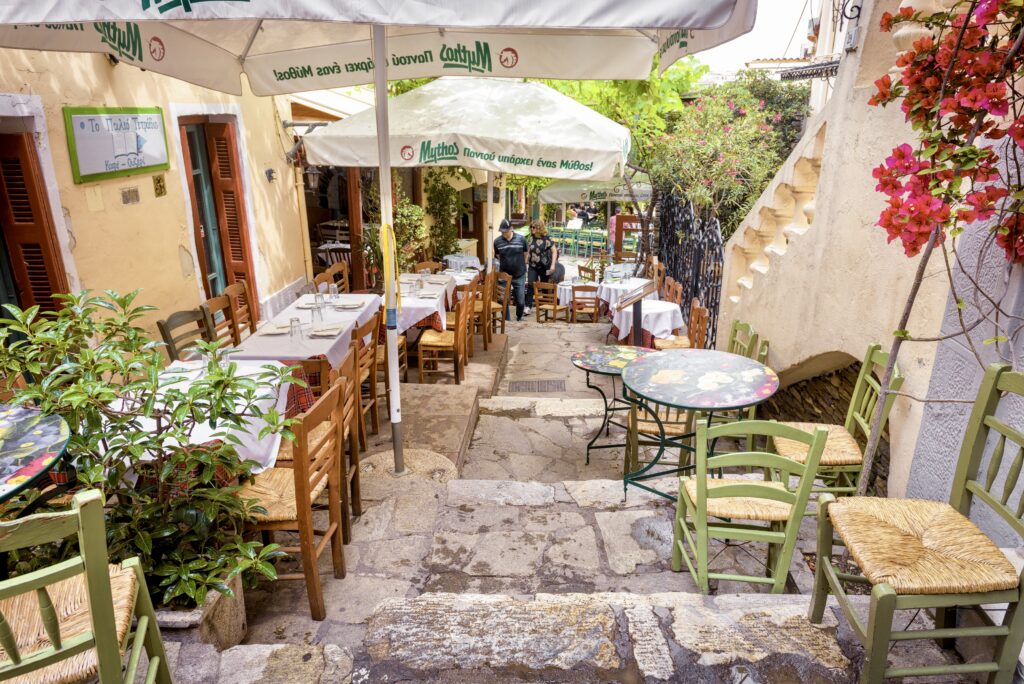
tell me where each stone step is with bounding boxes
[357,591,860,683]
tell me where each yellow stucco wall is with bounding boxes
[0,48,307,331]
[719,0,948,497]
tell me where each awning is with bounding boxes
[538,176,652,204]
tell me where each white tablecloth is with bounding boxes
[231,293,381,367]
[611,300,684,341]
[443,254,482,271]
[397,284,447,333]
[557,281,574,305]
[597,277,658,311]
[401,273,456,307]
[144,360,291,473]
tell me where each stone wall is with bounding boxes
[758,363,892,496]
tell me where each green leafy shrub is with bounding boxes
[0,291,295,607]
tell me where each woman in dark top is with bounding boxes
[525,219,558,312]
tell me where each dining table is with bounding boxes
[611,299,685,343]
[231,293,382,368]
[619,349,780,500]
[442,254,482,271]
[0,404,70,506]
[597,276,658,313]
[397,273,451,333]
[570,345,653,464]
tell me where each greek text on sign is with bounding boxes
[63,106,170,184]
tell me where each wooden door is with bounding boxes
[203,122,256,306]
[0,134,67,311]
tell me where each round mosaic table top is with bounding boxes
[571,345,653,377]
[621,349,779,412]
[0,404,70,503]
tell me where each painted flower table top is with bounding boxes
[621,349,779,411]
[0,404,70,503]
[571,345,653,377]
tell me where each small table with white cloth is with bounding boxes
[611,300,685,342]
[442,254,482,271]
[397,274,451,333]
[231,293,382,368]
[597,277,658,312]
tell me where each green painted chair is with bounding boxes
[770,343,903,496]
[672,420,827,593]
[0,490,172,684]
[726,320,759,358]
[809,362,1024,683]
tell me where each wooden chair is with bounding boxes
[200,294,238,345]
[534,281,568,322]
[297,357,332,397]
[809,362,1024,683]
[420,294,469,384]
[643,255,657,279]
[653,262,668,295]
[672,421,827,594]
[570,284,600,323]
[237,380,347,620]
[0,489,172,684]
[654,298,706,351]
[377,314,408,414]
[613,250,638,263]
[157,308,213,361]
[726,320,759,358]
[313,272,333,293]
[0,372,27,403]
[352,311,381,450]
[664,278,684,305]
[414,261,442,274]
[325,261,351,293]
[472,270,496,351]
[578,265,598,283]
[770,343,903,496]
[445,280,478,357]
[223,280,258,341]
[491,272,512,335]
[322,245,349,267]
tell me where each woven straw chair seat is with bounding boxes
[473,301,486,313]
[239,468,329,522]
[636,407,692,437]
[654,336,691,350]
[274,423,333,464]
[420,329,455,348]
[0,564,136,684]
[829,497,1019,595]
[774,422,863,466]
[539,303,567,312]
[683,477,792,522]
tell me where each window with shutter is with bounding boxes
[0,134,67,311]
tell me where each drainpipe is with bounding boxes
[294,166,314,282]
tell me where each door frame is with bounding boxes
[0,94,78,293]
[169,103,263,306]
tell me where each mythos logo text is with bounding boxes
[439,41,492,74]
[419,141,459,164]
[95,22,144,63]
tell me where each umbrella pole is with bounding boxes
[485,171,493,267]
[372,24,404,475]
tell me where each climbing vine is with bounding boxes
[424,167,472,258]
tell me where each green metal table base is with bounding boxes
[583,371,631,464]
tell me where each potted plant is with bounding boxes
[0,291,294,624]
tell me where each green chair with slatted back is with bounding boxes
[0,489,172,684]
[809,362,1024,683]
[770,343,903,496]
[157,308,213,362]
[726,321,759,359]
[672,420,827,594]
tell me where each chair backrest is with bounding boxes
[686,298,709,350]
[0,489,125,682]
[201,294,239,345]
[0,373,27,403]
[494,272,512,306]
[654,262,667,291]
[643,255,656,279]
[299,357,333,397]
[157,308,212,361]
[571,285,599,309]
[613,250,637,263]
[727,320,759,359]
[353,310,382,381]
[457,280,478,336]
[313,272,333,293]
[222,280,258,338]
[322,246,349,266]
[695,420,828,526]
[290,380,343,514]
[534,281,557,306]
[843,343,904,444]
[578,265,597,283]
[414,261,442,274]
[950,363,1024,538]
[337,348,359,439]
[478,270,496,316]
[325,261,351,293]
[453,291,471,357]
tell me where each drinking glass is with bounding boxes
[328,283,339,301]
[314,292,326,310]
[289,317,302,339]
[311,306,324,325]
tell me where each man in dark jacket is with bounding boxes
[493,219,527,321]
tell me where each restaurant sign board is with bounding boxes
[62,106,170,184]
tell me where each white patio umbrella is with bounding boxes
[303,77,632,262]
[0,1,757,474]
[538,176,653,204]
